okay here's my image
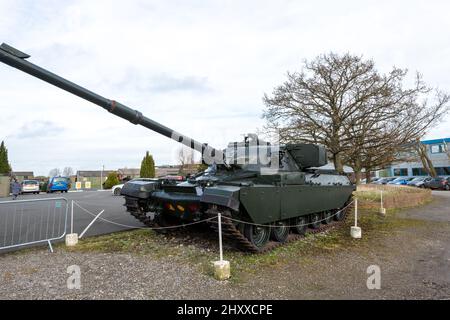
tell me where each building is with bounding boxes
[11,171,34,182]
[76,170,114,188]
[156,164,200,177]
[117,168,140,181]
[379,137,450,177]
[155,165,182,177]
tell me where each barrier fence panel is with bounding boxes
[0,197,68,252]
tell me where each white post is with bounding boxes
[213,212,230,280]
[380,190,386,215]
[101,165,104,190]
[380,189,383,208]
[66,200,78,247]
[71,200,74,234]
[218,212,223,262]
[351,198,362,239]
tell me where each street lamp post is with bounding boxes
[101,165,104,190]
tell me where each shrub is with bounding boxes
[103,172,120,189]
[140,151,155,178]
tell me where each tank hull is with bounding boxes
[122,173,354,252]
[202,184,354,224]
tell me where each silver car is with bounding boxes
[21,180,40,194]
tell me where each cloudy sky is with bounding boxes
[0,0,449,176]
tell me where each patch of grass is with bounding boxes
[66,229,219,273]
[66,229,182,258]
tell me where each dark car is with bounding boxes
[407,176,431,187]
[373,177,397,185]
[423,177,450,190]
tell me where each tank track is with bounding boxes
[124,197,159,227]
[205,200,354,253]
[125,196,354,253]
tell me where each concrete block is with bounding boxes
[351,226,362,239]
[65,233,78,246]
[213,260,230,281]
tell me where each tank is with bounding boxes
[0,43,355,252]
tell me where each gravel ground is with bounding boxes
[0,191,449,300]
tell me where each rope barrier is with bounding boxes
[72,201,218,230]
[72,199,354,231]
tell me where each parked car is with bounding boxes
[21,180,40,194]
[112,183,124,196]
[423,177,450,190]
[407,176,432,188]
[47,176,71,193]
[373,177,397,185]
[387,177,414,185]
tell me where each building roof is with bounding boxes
[77,170,115,177]
[117,168,140,175]
[12,171,34,176]
[422,138,450,145]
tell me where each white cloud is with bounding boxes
[0,0,449,175]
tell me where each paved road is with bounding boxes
[400,190,450,222]
[0,191,145,251]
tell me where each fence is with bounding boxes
[0,197,68,252]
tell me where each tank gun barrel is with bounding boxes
[0,43,222,162]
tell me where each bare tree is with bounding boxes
[264,53,449,178]
[177,147,194,167]
[48,168,61,177]
[343,88,448,182]
[444,141,450,160]
[414,140,437,177]
[177,146,195,175]
[62,167,74,177]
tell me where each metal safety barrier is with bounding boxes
[0,197,68,252]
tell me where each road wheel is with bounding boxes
[114,188,122,196]
[243,224,270,250]
[154,213,172,234]
[334,206,347,221]
[292,216,307,235]
[445,184,450,191]
[323,211,333,224]
[271,220,289,243]
[310,213,321,229]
